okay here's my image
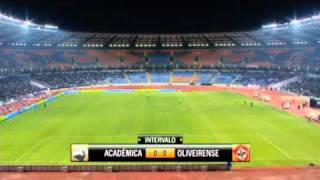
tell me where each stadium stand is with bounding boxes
[0,48,320,71]
[171,70,197,83]
[0,70,311,105]
[0,48,320,70]
[235,71,295,86]
[127,71,148,83]
[31,71,110,89]
[172,71,194,77]
[150,70,171,83]
[196,71,217,84]
[1,11,320,116]
[108,72,128,84]
[0,75,44,102]
[147,52,171,65]
[283,76,320,97]
[213,73,239,84]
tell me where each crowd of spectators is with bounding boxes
[31,71,111,89]
[283,77,320,97]
[0,75,44,103]
[1,70,319,111]
[235,71,295,86]
[0,71,128,104]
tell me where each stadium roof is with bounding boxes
[1,12,320,50]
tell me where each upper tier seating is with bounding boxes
[0,48,320,70]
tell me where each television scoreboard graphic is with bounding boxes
[138,135,183,144]
[71,135,250,162]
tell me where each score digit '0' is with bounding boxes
[145,148,175,158]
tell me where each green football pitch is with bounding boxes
[0,91,320,166]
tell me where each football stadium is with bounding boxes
[0,1,320,180]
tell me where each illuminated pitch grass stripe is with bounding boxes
[0,89,178,122]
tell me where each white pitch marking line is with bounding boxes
[255,133,293,159]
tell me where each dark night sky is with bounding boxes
[0,0,320,33]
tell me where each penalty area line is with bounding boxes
[255,133,293,160]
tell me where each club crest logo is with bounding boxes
[232,144,250,162]
[71,144,89,162]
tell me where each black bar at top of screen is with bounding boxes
[137,135,183,144]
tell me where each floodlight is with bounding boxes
[290,19,301,25]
